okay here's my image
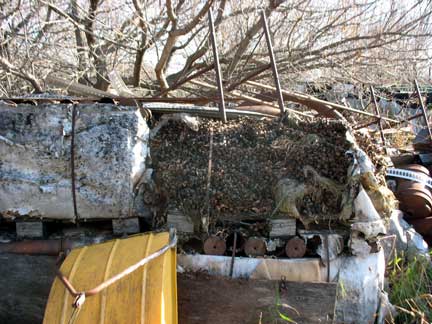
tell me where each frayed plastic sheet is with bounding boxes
[150,113,200,139]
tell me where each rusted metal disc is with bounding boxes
[244,237,267,257]
[397,182,432,219]
[397,164,431,189]
[203,236,226,255]
[397,181,432,192]
[402,164,430,176]
[408,216,432,236]
[285,237,306,258]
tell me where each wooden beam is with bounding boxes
[178,272,337,324]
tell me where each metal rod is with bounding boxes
[0,239,74,255]
[370,85,386,146]
[229,232,237,278]
[208,10,227,122]
[70,104,79,223]
[325,234,330,283]
[190,79,311,118]
[354,110,423,130]
[414,79,432,141]
[260,11,285,115]
[204,128,213,233]
[246,80,400,123]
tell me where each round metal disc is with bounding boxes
[398,182,432,219]
[285,237,306,258]
[203,236,226,255]
[244,237,267,257]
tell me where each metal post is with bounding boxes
[414,79,432,141]
[260,11,285,115]
[208,10,227,123]
[370,85,386,146]
[229,232,237,278]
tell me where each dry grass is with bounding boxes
[388,252,432,323]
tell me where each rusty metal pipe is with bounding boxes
[261,11,285,115]
[235,105,280,116]
[414,79,432,141]
[370,85,387,147]
[0,239,75,256]
[208,10,227,123]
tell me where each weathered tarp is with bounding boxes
[0,104,150,221]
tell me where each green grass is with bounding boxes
[258,286,300,324]
[388,252,432,323]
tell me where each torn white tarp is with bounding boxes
[388,210,430,260]
[0,103,151,221]
[334,249,386,324]
[178,254,327,282]
[351,188,387,238]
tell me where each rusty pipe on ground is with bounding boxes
[0,239,77,256]
[235,105,280,116]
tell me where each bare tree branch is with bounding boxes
[0,55,43,92]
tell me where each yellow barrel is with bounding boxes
[43,232,177,324]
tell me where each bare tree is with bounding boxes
[0,0,431,97]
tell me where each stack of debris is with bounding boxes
[0,91,425,323]
[149,114,395,323]
[150,117,351,226]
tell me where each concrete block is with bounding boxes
[269,218,296,238]
[16,221,45,238]
[112,218,140,235]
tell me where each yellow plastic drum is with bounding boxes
[43,232,177,324]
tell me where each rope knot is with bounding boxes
[73,293,86,308]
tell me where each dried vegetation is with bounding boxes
[150,116,352,223]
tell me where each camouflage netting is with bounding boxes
[150,117,353,223]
